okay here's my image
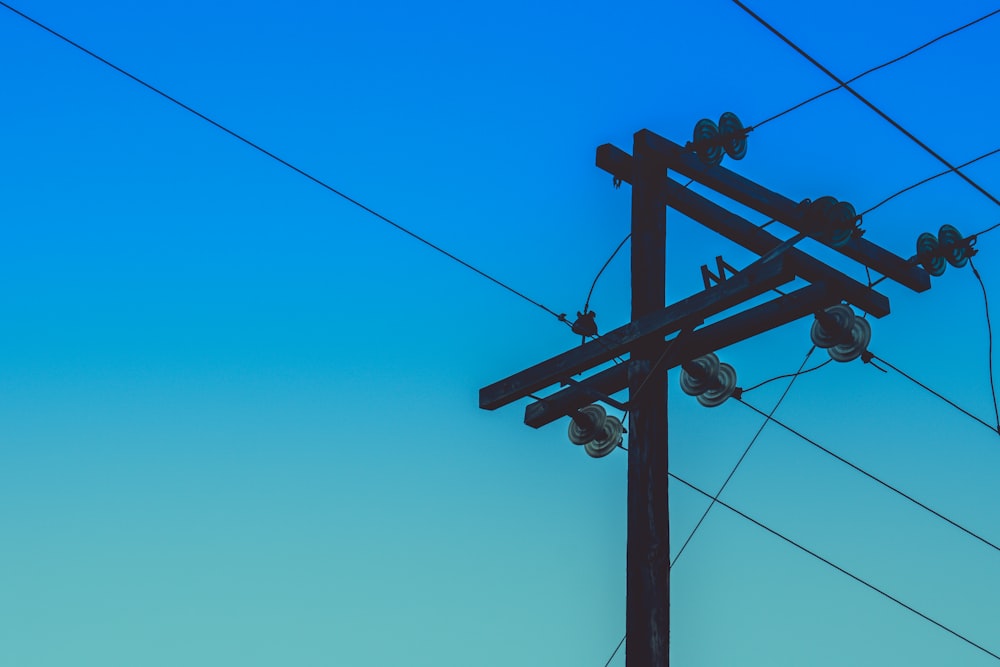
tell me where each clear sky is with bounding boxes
[0,1,998,665]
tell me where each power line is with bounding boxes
[583,179,694,314]
[970,258,1000,432]
[736,397,1000,554]
[860,146,1000,218]
[607,348,841,666]
[730,0,1000,210]
[669,471,1000,662]
[848,145,1000,288]
[739,357,831,395]
[865,206,1000,290]
[584,233,631,314]
[605,340,994,664]
[602,633,626,667]
[592,8,1000,652]
[975,221,1000,238]
[868,352,1000,435]
[670,346,817,568]
[750,8,1000,131]
[0,1,570,324]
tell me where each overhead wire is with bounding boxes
[0,1,571,326]
[584,233,631,314]
[867,352,999,435]
[860,146,1000,218]
[586,6,1000,324]
[606,347,821,664]
[12,3,1000,663]
[583,178,694,315]
[975,221,1000,238]
[970,258,1000,432]
[730,0,1000,210]
[606,351,1000,664]
[840,143,1000,292]
[596,9,1000,664]
[749,8,1000,132]
[601,633,626,667]
[670,471,1000,662]
[739,357,832,395]
[670,346,817,569]
[736,397,1000,554]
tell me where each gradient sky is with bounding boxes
[1,1,999,665]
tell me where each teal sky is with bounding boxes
[1,1,999,665]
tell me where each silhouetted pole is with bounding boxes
[626,134,669,666]
[479,125,928,667]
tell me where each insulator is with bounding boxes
[938,224,970,268]
[827,316,872,363]
[805,196,838,238]
[916,232,946,277]
[571,310,598,337]
[680,353,721,396]
[697,362,737,408]
[810,304,856,349]
[693,118,723,167]
[826,201,858,248]
[568,404,607,445]
[719,112,748,161]
[584,415,623,458]
[804,196,857,247]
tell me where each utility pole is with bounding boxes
[479,121,931,666]
[626,136,669,665]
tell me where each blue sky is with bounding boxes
[0,1,999,665]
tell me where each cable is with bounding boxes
[969,258,1000,432]
[868,352,999,435]
[671,346,817,568]
[669,471,1000,662]
[736,397,1000,554]
[0,1,570,324]
[739,358,832,395]
[860,146,1000,217]
[731,0,1000,210]
[974,221,1000,238]
[863,211,1000,290]
[602,633,626,667]
[583,178,694,314]
[750,8,1000,131]
[618,328,694,426]
[584,233,631,314]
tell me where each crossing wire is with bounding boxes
[604,452,1000,667]
[598,8,1000,662]
[860,146,1000,218]
[739,357,831,395]
[730,0,1000,210]
[670,346,817,569]
[750,8,1000,131]
[736,397,1000,554]
[0,1,570,326]
[670,471,1000,662]
[573,6,1000,318]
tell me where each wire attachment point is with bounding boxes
[566,404,623,458]
[685,112,750,166]
[811,305,871,362]
[571,310,598,342]
[680,353,738,407]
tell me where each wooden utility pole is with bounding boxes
[479,125,927,667]
[626,137,669,664]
